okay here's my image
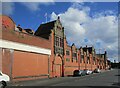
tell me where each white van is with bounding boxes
[0,71,10,88]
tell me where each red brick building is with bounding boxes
[0,15,109,82]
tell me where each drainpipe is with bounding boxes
[85,54,87,69]
[91,55,92,71]
[62,59,64,77]
[10,49,14,82]
[52,61,54,78]
[48,55,50,78]
[0,48,2,73]
[78,53,80,70]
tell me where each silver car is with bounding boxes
[82,69,92,75]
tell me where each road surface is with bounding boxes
[7,69,120,87]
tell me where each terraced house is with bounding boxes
[0,15,110,82]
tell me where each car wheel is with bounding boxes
[1,81,7,88]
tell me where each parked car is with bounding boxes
[73,70,83,76]
[82,69,89,75]
[82,69,93,75]
[88,70,93,74]
[108,67,112,70]
[94,68,101,73]
[0,71,10,88]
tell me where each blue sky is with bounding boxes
[1,1,119,62]
[2,2,118,30]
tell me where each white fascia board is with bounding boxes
[0,39,51,55]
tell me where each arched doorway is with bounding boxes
[53,54,63,77]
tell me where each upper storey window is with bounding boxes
[73,52,77,58]
[66,50,70,56]
[55,36,59,46]
[57,26,62,30]
[55,36,63,48]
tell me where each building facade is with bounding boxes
[0,15,110,82]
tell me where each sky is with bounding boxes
[1,0,119,62]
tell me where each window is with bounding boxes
[60,38,61,47]
[55,36,63,47]
[66,50,70,55]
[66,58,70,62]
[73,53,77,57]
[60,38,64,47]
[60,48,63,55]
[55,36,59,46]
[57,37,59,46]
[57,26,61,30]
[87,57,90,64]
[93,57,96,65]
[72,52,77,61]
[80,55,84,63]
[102,55,104,59]
[62,39,64,47]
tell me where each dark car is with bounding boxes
[108,67,112,70]
[93,68,101,73]
[73,70,83,76]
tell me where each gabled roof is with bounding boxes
[34,20,56,39]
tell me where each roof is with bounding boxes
[96,54,105,59]
[34,20,56,39]
[83,47,93,54]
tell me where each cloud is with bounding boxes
[3,0,55,2]
[20,2,41,11]
[2,2,15,15]
[50,3,118,61]
[19,0,55,12]
[2,1,55,15]
[85,15,118,43]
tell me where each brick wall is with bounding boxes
[1,29,51,49]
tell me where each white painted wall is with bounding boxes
[0,39,51,55]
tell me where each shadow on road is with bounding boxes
[115,75,120,76]
[112,82,120,87]
[67,75,73,77]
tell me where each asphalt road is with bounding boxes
[7,69,120,87]
[52,69,119,86]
